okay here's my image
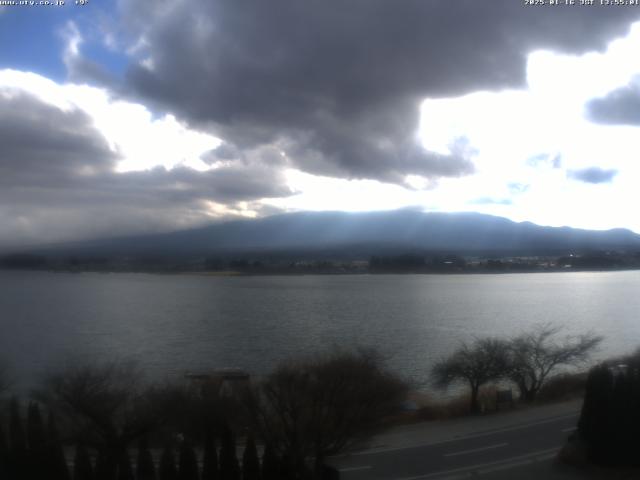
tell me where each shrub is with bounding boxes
[73,444,94,480]
[578,358,640,466]
[245,348,407,477]
[536,373,587,403]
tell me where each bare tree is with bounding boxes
[34,360,165,476]
[245,348,407,479]
[431,338,509,414]
[506,324,603,403]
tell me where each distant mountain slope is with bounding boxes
[24,210,640,258]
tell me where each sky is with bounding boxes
[2,1,640,248]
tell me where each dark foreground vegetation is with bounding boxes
[0,325,605,479]
[565,348,640,468]
[0,349,407,480]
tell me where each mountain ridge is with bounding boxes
[14,210,640,259]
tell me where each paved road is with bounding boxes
[329,411,580,480]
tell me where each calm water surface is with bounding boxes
[1,270,639,392]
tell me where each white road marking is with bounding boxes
[443,442,508,458]
[561,427,576,433]
[338,465,372,472]
[391,446,561,480]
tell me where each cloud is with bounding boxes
[112,0,639,186]
[205,142,242,162]
[5,2,640,245]
[470,197,512,206]
[0,90,116,184]
[508,183,530,195]
[526,154,562,169]
[567,167,618,184]
[0,82,294,248]
[60,20,120,89]
[586,80,640,125]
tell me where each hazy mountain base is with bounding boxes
[3,210,640,273]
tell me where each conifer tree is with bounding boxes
[202,432,219,480]
[178,440,199,480]
[279,453,294,480]
[241,436,260,480]
[9,397,27,479]
[159,444,178,480]
[578,365,614,463]
[610,370,634,464]
[95,448,117,480]
[117,450,135,480]
[0,423,9,479]
[136,436,156,480]
[260,444,279,480]
[9,397,26,455]
[47,411,71,480]
[27,402,46,452]
[219,425,239,480]
[27,402,48,478]
[73,444,95,480]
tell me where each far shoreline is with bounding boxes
[2,266,640,276]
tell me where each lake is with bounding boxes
[1,270,639,394]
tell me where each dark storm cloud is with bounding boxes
[67,54,120,89]
[567,167,618,184]
[205,143,242,162]
[586,81,640,125]
[0,91,117,184]
[116,0,639,184]
[0,90,293,247]
[104,164,293,205]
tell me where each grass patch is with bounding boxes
[536,372,587,404]
[394,372,587,425]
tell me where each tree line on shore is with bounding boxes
[4,249,640,274]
